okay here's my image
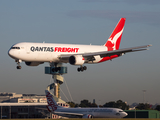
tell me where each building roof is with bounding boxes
[0,103,47,106]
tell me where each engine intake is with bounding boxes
[69,55,84,65]
[82,114,93,118]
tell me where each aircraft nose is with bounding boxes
[122,112,128,117]
[8,49,15,58]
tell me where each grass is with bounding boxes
[5,118,157,120]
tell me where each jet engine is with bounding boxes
[69,55,84,65]
[25,62,44,66]
[82,114,93,118]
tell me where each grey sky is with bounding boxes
[0,0,160,105]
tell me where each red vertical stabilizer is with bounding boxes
[104,18,126,51]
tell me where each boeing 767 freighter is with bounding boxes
[45,90,128,118]
[8,18,151,72]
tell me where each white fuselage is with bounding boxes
[8,42,109,63]
[45,88,128,118]
[53,107,127,118]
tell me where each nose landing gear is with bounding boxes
[77,66,87,72]
[17,66,21,69]
[16,60,22,69]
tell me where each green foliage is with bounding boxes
[103,101,116,107]
[79,99,90,107]
[67,101,76,108]
[155,105,160,111]
[79,99,98,107]
[67,99,159,112]
[67,99,98,108]
[67,99,129,110]
[103,100,129,110]
[90,103,98,107]
[136,103,152,110]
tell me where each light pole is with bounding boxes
[143,90,146,103]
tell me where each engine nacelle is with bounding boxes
[25,62,44,66]
[69,55,84,65]
[82,114,93,118]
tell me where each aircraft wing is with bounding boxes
[59,45,151,62]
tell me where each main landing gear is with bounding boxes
[77,66,87,72]
[16,60,21,69]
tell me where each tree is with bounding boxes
[116,100,129,110]
[67,101,76,108]
[79,99,91,107]
[103,100,129,110]
[155,105,160,111]
[75,103,79,108]
[136,103,152,110]
[78,99,98,107]
[89,103,97,107]
[103,101,116,108]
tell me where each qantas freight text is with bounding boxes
[30,46,79,53]
[8,18,151,71]
[55,47,79,53]
[30,46,54,52]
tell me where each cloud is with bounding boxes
[68,10,160,26]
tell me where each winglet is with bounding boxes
[147,44,152,47]
[104,18,126,51]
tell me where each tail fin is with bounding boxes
[104,18,126,51]
[45,90,60,112]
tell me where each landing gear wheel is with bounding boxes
[83,66,87,70]
[77,68,81,72]
[77,67,86,72]
[15,59,22,69]
[81,67,84,72]
[17,66,21,69]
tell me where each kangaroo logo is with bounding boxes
[106,29,123,51]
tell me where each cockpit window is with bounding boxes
[119,111,123,112]
[11,47,20,49]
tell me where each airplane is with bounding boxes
[8,18,151,72]
[45,90,128,118]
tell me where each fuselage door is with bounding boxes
[26,45,30,54]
